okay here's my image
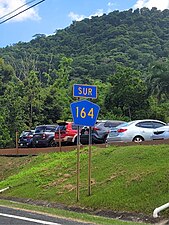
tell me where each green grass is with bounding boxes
[0,145,169,219]
[0,199,151,225]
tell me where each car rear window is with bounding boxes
[72,124,78,130]
[45,126,57,132]
[104,121,125,127]
[20,131,33,137]
[35,126,46,133]
[116,122,131,128]
[95,122,105,128]
[56,125,66,131]
[35,126,57,133]
[56,123,83,131]
[72,124,84,130]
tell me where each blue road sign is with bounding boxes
[70,100,100,127]
[73,84,97,99]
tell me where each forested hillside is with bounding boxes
[1,7,169,147]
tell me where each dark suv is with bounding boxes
[33,124,58,147]
[18,130,35,148]
[80,120,125,144]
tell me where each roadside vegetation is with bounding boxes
[0,144,169,222]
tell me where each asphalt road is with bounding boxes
[0,206,94,225]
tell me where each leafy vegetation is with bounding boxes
[1,8,169,147]
[0,145,169,219]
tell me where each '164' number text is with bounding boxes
[76,107,94,119]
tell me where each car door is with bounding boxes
[135,121,155,140]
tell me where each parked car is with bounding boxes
[33,124,58,147]
[54,122,83,146]
[152,125,169,140]
[106,119,166,143]
[18,130,35,148]
[80,120,125,145]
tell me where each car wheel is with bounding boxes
[132,136,144,143]
[73,137,77,145]
[103,135,108,143]
[55,142,59,147]
[32,142,36,148]
[49,140,56,147]
[28,141,33,148]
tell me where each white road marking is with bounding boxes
[0,212,61,225]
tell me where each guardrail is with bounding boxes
[1,139,169,156]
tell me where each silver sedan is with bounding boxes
[106,119,166,143]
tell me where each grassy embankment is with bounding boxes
[0,144,169,223]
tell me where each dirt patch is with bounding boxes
[0,196,167,224]
[63,184,76,192]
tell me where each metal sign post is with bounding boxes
[16,130,18,155]
[76,97,80,202]
[58,127,61,152]
[88,126,92,196]
[76,125,80,202]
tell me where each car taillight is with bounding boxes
[117,128,127,133]
[93,127,100,131]
[27,135,32,139]
[55,130,66,136]
[42,133,46,139]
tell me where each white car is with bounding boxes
[106,119,166,143]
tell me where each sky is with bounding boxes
[0,0,169,48]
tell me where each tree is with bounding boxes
[42,57,73,123]
[0,58,24,147]
[0,58,15,95]
[148,59,169,101]
[0,112,12,148]
[105,65,149,120]
[23,70,42,127]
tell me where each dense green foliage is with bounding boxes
[1,7,169,147]
[0,145,169,218]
